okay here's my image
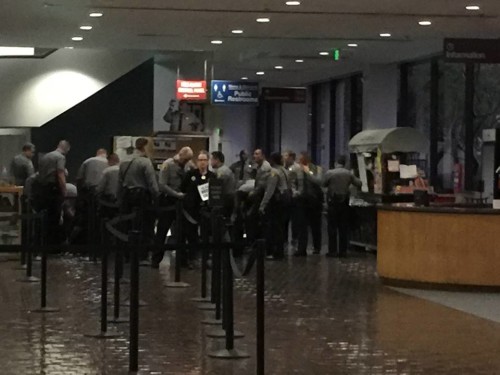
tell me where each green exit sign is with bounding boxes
[333,49,341,61]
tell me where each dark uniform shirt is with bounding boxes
[181,169,216,220]
[37,150,65,186]
[117,152,159,199]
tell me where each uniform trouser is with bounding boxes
[296,202,322,253]
[264,199,285,258]
[36,185,64,245]
[152,195,178,265]
[121,189,153,260]
[327,200,350,255]
[181,213,200,264]
[283,201,299,243]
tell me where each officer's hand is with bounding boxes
[258,207,266,216]
[177,192,185,199]
[302,165,310,174]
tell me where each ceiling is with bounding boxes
[1,0,499,84]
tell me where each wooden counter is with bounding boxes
[378,204,500,289]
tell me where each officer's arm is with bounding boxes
[57,157,67,196]
[96,171,107,195]
[259,173,278,212]
[27,161,35,179]
[76,162,85,189]
[159,166,181,197]
[145,163,160,198]
[352,174,363,188]
[117,167,124,204]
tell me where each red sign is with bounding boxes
[176,80,207,101]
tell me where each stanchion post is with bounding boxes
[165,200,190,288]
[208,245,249,359]
[129,231,140,372]
[109,241,128,324]
[18,212,40,283]
[19,196,27,268]
[32,211,59,313]
[256,239,266,375]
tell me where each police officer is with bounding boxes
[283,150,301,250]
[152,146,193,268]
[96,153,120,218]
[180,150,215,267]
[246,149,272,241]
[229,150,254,186]
[323,156,362,258]
[210,151,236,217]
[260,152,289,260]
[117,138,159,248]
[294,152,324,256]
[34,140,71,245]
[10,143,36,186]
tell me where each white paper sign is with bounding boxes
[197,183,209,201]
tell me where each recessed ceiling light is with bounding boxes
[380,33,392,37]
[295,59,304,63]
[418,20,432,26]
[275,66,283,70]
[347,43,358,47]
[232,29,244,34]
[286,1,301,5]
[256,71,265,75]
[80,25,93,30]
[72,36,83,41]
[241,77,249,80]
[89,12,103,17]
[466,5,481,10]
[256,18,271,23]
[211,40,223,45]
[319,51,329,56]
[64,46,74,49]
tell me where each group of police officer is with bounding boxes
[10,138,362,266]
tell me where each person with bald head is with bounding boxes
[152,146,193,268]
[76,148,108,192]
[33,140,71,244]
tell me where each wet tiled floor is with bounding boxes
[0,249,500,374]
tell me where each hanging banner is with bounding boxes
[176,80,207,101]
[444,38,500,64]
[262,87,307,103]
[211,80,259,105]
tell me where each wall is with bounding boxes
[0,49,152,128]
[362,64,399,130]
[281,103,308,156]
[31,60,155,181]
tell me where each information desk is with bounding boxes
[377,204,500,289]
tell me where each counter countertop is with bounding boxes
[377,203,500,215]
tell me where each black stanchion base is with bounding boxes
[17,276,40,283]
[164,281,190,288]
[84,331,121,339]
[30,307,60,313]
[108,316,129,324]
[206,328,244,339]
[197,303,216,311]
[201,318,222,326]
[208,349,250,359]
[191,296,211,303]
[121,299,148,307]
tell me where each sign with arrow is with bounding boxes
[176,80,207,101]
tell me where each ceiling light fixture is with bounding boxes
[64,46,74,49]
[72,36,83,41]
[380,33,392,37]
[0,47,35,56]
[241,77,249,80]
[256,18,271,23]
[275,66,283,70]
[319,51,329,56]
[232,29,244,34]
[466,5,481,10]
[89,12,103,17]
[211,40,223,45]
[295,59,304,63]
[256,71,265,75]
[286,1,301,5]
[418,20,432,26]
[80,25,93,30]
[347,43,358,47]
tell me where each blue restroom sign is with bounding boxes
[211,80,259,105]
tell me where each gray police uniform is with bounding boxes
[154,158,185,264]
[10,154,35,186]
[230,159,254,185]
[77,156,108,190]
[323,167,362,257]
[97,165,120,200]
[260,166,288,259]
[35,150,66,245]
